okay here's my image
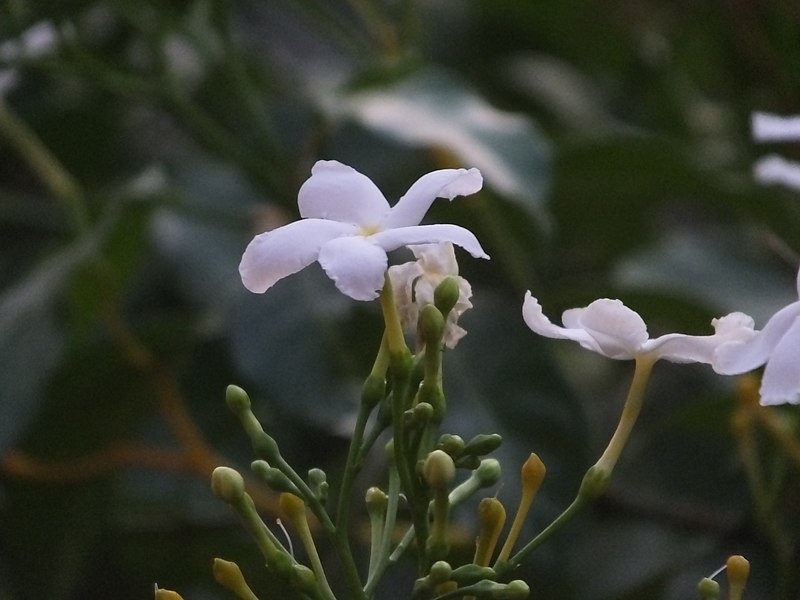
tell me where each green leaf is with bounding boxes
[326,67,552,228]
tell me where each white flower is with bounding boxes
[713,269,800,405]
[388,242,473,348]
[239,160,489,301]
[751,112,800,191]
[522,292,755,363]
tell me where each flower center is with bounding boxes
[359,224,382,236]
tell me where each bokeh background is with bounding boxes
[2,1,800,599]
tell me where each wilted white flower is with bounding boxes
[389,242,473,348]
[713,268,800,405]
[239,160,489,301]
[522,293,755,363]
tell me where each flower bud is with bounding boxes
[420,304,445,345]
[289,564,318,594]
[463,433,503,457]
[475,458,502,487]
[423,450,456,490]
[428,560,453,584]
[154,587,185,600]
[438,434,465,457]
[251,431,281,463]
[212,558,259,600]
[449,564,497,585]
[474,497,506,566]
[211,466,245,504]
[578,464,610,500]
[225,385,251,414]
[434,276,461,316]
[251,461,300,495]
[726,555,750,600]
[307,468,328,501]
[493,579,530,600]
[365,486,388,512]
[697,577,720,600]
[361,373,386,410]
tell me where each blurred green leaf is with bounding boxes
[326,67,552,228]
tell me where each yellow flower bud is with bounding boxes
[726,555,750,600]
[423,449,456,490]
[212,558,259,600]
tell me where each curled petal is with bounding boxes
[239,219,355,293]
[713,302,800,374]
[753,155,800,191]
[411,242,460,275]
[318,236,388,301]
[522,292,601,353]
[372,224,489,259]
[564,299,648,359]
[760,316,800,405]
[752,112,800,142]
[298,160,390,225]
[383,168,482,229]
[645,312,756,364]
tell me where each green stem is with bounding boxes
[499,355,656,572]
[364,465,401,596]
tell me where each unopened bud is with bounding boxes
[251,461,299,494]
[289,564,317,594]
[225,385,251,414]
[493,579,530,600]
[212,558,258,600]
[361,374,386,410]
[438,434,465,457]
[697,578,720,599]
[420,304,445,344]
[434,277,461,316]
[475,458,502,487]
[211,467,245,504]
[154,587,185,600]
[428,560,453,584]
[278,492,307,521]
[365,486,388,512]
[726,555,750,600]
[307,468,328,501]
[449,564,496,585]
[463,433,503,456]
[423,450,456,490]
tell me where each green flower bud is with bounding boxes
[361,374,386,410]
[428,560,453,584]
[225,385,251,414]
[463,433,503,457]
[455,454,482,470]
[251,461,300,495]
[418,381,445,423]
[493,580,530,600]
[475,458,501,487]
[449,564,497,585]
[365,486,388,512]
[420,304,445,344]
[307,468,328,501]
[434,276,461,317]
[289,564,317,594]
[405,401,434,427]
[270,551,293,578]
[211,466,245,504]
[423,449,456,490]
[251,430,281,463]
[697,577,720,600]
[578,465,610,500]
[438,434,465,457]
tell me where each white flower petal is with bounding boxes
[383,168,482,229]
[298,160,390,225]
[568,299,648,359]
[372,224,489,259]
[759,314,800,405]
[522,292,602,353]
[752,112,800,142]
[412,242,460,275]
[713,301,800,374]
[645,312,756,363]
[239,219,355,293]
[753,155,800,191]
[318,236,388,301]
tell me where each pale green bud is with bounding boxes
[438,434,465,457]
[697,577,720,600]
[463,433,503,456]
[475,458,502,487]
[449,564,497,585]
[434,276,461,316]
[423,449,456,490]
[420,304,445,344]
[225,385,251,414]
[251,461,299,495]
[211,466,245,504]
[493,580,530,600]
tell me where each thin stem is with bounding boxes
[364,465,401,595]
[499,355,656,572]
[0,99,89,236]
[594,355,655,473]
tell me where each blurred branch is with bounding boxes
[0,98,89,236]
